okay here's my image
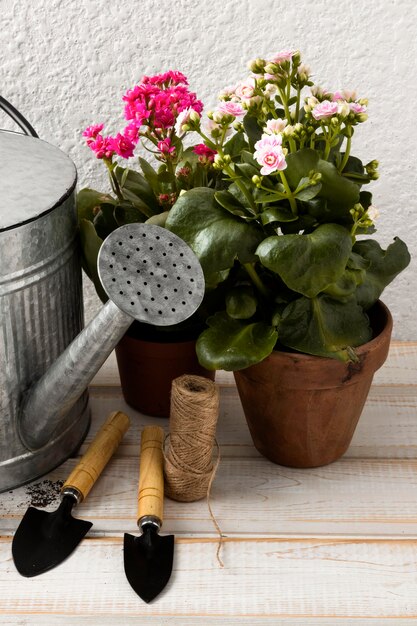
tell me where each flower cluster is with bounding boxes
[83,71,203,162]
[163,51,410,370]
[188,50,371,182]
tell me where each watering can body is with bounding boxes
[0,130,90,491]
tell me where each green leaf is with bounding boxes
[353,238,411,309]
[241,150,259,167]
[145,210,170,227]
[113,202,146,226]
[138,157,160,195]
[235,162,259,180]
[347,251,371,271]
[294,182,322,201]
[166,188,263,287]
[340,154,364,175]
[196,312,278,370]
[114,166,159,213]
[254,187,287,203]
[225,286,257,319]
[214,190,251,218]
[223,132,249,158]
[119,188,155,218]
[93,203,118,240]
[260,207,298,225]
[78,219,107,302]
[76,188,115,222]
[256,223,353,297]
[316,159,360,216]
[284,149,320,189]
[359,190,372,210]
[322,267,366,300]
[243,114,263,148]
[279,295,372,359]
[157,169,176,185]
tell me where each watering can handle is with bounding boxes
[0,95,38,137]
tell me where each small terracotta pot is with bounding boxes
[115,326,215,417]
[233,301,393,468]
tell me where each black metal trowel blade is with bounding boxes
[12,496,92,577]
[124,526,174,603]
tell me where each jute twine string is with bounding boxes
[164,374,224,567]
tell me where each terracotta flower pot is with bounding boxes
[115,323,215,417]
[233,301,393,468]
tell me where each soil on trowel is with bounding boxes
[25,479,64,508]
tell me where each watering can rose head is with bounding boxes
[77,70,220,304]
[164,50,411,370]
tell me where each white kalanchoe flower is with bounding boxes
[263,83,278,97]
[367,205,379,221]
[218,85,238,100]
[264,118,288,134]
[337,100,351,118]
[297,64,311,81]
[174,108,198,135]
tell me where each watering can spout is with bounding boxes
[18,222,205,452]
[19,301,132,451]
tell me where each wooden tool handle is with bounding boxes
[138,426,165,525]
[63,411,130,502]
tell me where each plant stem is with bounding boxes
[338,134,352,173]
[278,86,291,120]
[243,263,269,298]
[104,159,124,202]
[198,128,257,214]
[295,85,301,122]
[279,170,298,215]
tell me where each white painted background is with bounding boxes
[1,0,416,338]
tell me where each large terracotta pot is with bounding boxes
[115,322,215,417]
[233,301,392,468]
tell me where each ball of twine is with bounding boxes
[164,374,219,502]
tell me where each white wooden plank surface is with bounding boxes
[83,386,417,459]
[0,340,415,624]
[1,537,417,619]
[2,457,417,537]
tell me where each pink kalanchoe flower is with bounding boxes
[141,71,188,87]
[193,143,217,163]
[157,137,176,156]
[255,134,283,150]
[83,124,104,143]
[234,78,256,101]
[122,72,203,132]
[333,89,357,102]
[88,134,115,159]
[312,100,339,120]
[123,121,141,144]
[254,134,286,175]
[218,101,246,117]
[272,50,295,64]
[112,133,135,158]
[350,102,367,114]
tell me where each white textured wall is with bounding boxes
[1,0,416,338]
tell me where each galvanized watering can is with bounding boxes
[0,97,204,492]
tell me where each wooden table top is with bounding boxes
[1,341,417,625]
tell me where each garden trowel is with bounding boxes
[124,425,174,603]
[12,410,130,577]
